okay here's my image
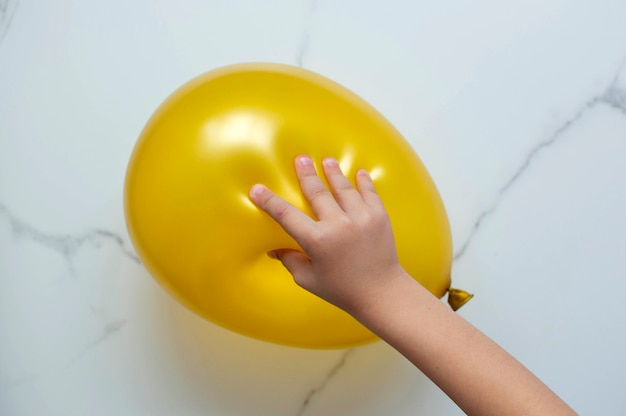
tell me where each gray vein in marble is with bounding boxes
[1,320,128,393]
[93,229,141,263]
[0,0,18,44]
[0,202,140,275]
[296,32,309,68]
[597,58,626,115]
[66,319,128,366]
[454,61,626,261]
[296,0,317,67]
[296,348,353,416]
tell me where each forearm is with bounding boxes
[352,272,577,416]
[251,156,575,414]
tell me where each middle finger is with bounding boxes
[295,155,342,219]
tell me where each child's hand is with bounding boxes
[249,156,576,416]
[249,155,407,315]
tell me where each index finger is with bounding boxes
[249,184,315,241]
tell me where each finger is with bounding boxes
[268,249,315,289]
[322,157,363,213]
[249,184,314,240]
[355,169,384,207]
[295,155,342,219]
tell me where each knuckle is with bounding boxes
[336,214,353,229]
[273,201,290,219]
[267,196,290,219]
[324,215,354,239]
[357,209,384,229]
[308,225,337,246]
[308,229,325,244]
[255,194,271,211]
[308,186,330,200]
[335,181,355,193]
[258,191,275,209]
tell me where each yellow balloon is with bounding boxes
[125,63,453,348]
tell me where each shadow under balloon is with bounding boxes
[137,270,441,416]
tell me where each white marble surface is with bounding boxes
[1,0,626,414]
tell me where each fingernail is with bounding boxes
[250,184,265,197]
[267,250,278,259]
[296,155,312,166]
[322,157,339,167]
[357,169,370,177]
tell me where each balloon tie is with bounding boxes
[447,288,473,311]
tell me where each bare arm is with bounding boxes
[249,155,576,416]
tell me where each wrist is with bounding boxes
[349,268,435,331]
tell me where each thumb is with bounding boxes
[268,249,313,287]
